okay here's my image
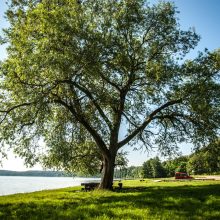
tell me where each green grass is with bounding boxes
[0,180,220,220]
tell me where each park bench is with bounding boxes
[81,182,99,191]
[81,181,123,191]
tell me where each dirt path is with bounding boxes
[201,176,220,180]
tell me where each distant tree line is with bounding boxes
[0,170,74,177]
[114,140,220,179]
[1,141,218,179]
[114,166,143,179]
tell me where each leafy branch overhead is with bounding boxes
[0,0,219,189]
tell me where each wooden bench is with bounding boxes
[81,182,123,191]
[81,182,100,191]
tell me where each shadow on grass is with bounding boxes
[0,184,220,219]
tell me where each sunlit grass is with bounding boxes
[0,179,219,219]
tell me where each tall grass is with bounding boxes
[0,180,219,219]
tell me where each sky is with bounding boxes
[0,0,220,171]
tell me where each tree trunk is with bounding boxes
[99,154,116,190]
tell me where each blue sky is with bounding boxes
[0,0,220,170]
[174,0,220,56]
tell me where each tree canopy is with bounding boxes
[0,0,219,189]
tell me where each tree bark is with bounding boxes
[99,154,116,190]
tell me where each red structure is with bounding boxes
[175,172,193,179]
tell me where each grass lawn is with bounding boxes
[0,179,220,220]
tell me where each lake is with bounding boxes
[0,176,100,196]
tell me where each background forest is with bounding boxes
[114,140,220,179]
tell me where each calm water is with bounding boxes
[0,176,100,196]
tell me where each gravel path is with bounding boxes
[201,176,220,180]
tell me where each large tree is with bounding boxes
[0,0,219,189]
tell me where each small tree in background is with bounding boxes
[187,152,207,175]
[175,162,187,173]
[163,155,189,176]
[142,159,153,178]
[142,157,166,178]
[187,140,220,174]
[163,160,177,177]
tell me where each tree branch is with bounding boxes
[0,102,34,124]
[117,99,182,148]
[52,97,110,158]
[55,79,113,131]
[98,72,122,92]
